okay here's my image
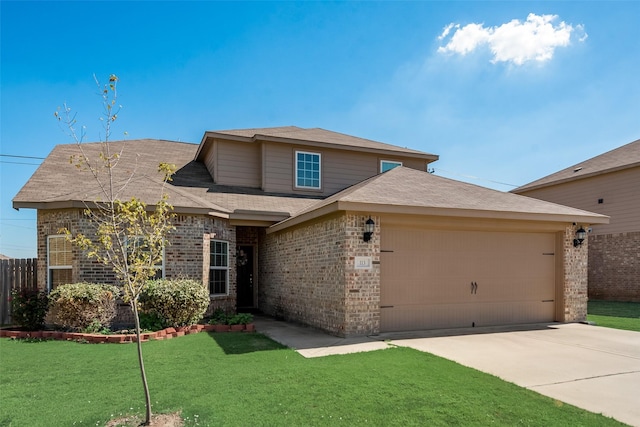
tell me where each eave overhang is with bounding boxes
[13,200,231,219]
[229,209,290,226]
[196,131,438,163]
[267,201,610,234]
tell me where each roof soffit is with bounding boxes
[267,199,609,234]
[268,167,609,233]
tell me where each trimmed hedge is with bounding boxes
[140,279,209,328]
[48,283,120,331]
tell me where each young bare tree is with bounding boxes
[56,74,176,425]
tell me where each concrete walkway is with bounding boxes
[254,317,640,426]
[253,316,391,357]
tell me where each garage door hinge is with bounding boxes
[380,249,394,253]
[542,253,555,255]
[542,300,554,302]
[380,305,394,308]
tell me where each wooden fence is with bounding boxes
[0,258,38,325]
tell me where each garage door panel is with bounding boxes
[381,300,555,331]
[383,279,472,306]
[476,301,555,325]
[381,303,478,331]
[380,227,556,332]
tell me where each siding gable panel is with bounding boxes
[215,140,261,188]
[519,166,640,235]
[262,142,428,196]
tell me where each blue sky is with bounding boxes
[1,1,639,258]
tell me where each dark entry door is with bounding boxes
[236,245,254,309]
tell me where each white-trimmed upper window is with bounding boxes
[209,239,229,295]
[380,160,402,173]
[295,151,321,189]
[47,235,72,291]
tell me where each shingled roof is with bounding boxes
[14,131,611,230]
[513,138,640,193]
[12,139,319,218]
[197,126,438,161]
[270,167,609,232]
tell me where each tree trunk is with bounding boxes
[131,299,152,425]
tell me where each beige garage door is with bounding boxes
[380,226,556,332]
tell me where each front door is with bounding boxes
[236,245,255,309]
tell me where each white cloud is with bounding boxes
[438,13,586,65]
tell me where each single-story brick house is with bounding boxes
[13,127,609,336]
[513,138,639,302]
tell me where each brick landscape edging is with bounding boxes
[0,323,255,343]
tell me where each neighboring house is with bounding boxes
[513,139,640,302]
[13,126,608,336]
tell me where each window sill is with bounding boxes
[209,294,229,298]
[293,186,323,193]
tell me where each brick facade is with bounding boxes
[37,209,592,334]
[588,231,640,302]
[561,225,589,322]
[344,214,381,336]
[260,218,590,336]
[37,209,237,325]
[259,213,380,337]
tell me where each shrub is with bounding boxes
[82,319,112,335]
[48,283,120,331]
[228,313,253,325]
[10,288,49,330]
[208,308,229,325]
[140,279,209,328]
[139,312,165,332]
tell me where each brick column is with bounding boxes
[562,224,589,322]
[343,214,381,336]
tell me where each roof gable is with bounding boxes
[197,126,438,160]
[513,138,640,193]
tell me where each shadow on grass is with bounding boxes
[207,331,288,355]
[588,300,640,319]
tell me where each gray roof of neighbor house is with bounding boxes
[270,166,609,232]
[12,139,320,219]
[197,126,438,161]
[513,138,640,193]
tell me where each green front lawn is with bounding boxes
[588,300,640,332]
[0,333,624,426]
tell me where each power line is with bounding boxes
[0,160,42,165]
[0,154,46,159]
[432,168,519,188]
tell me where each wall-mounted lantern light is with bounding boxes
[363,217,375,242]
[573,226,587,247]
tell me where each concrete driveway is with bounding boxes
[255,318,640,426]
